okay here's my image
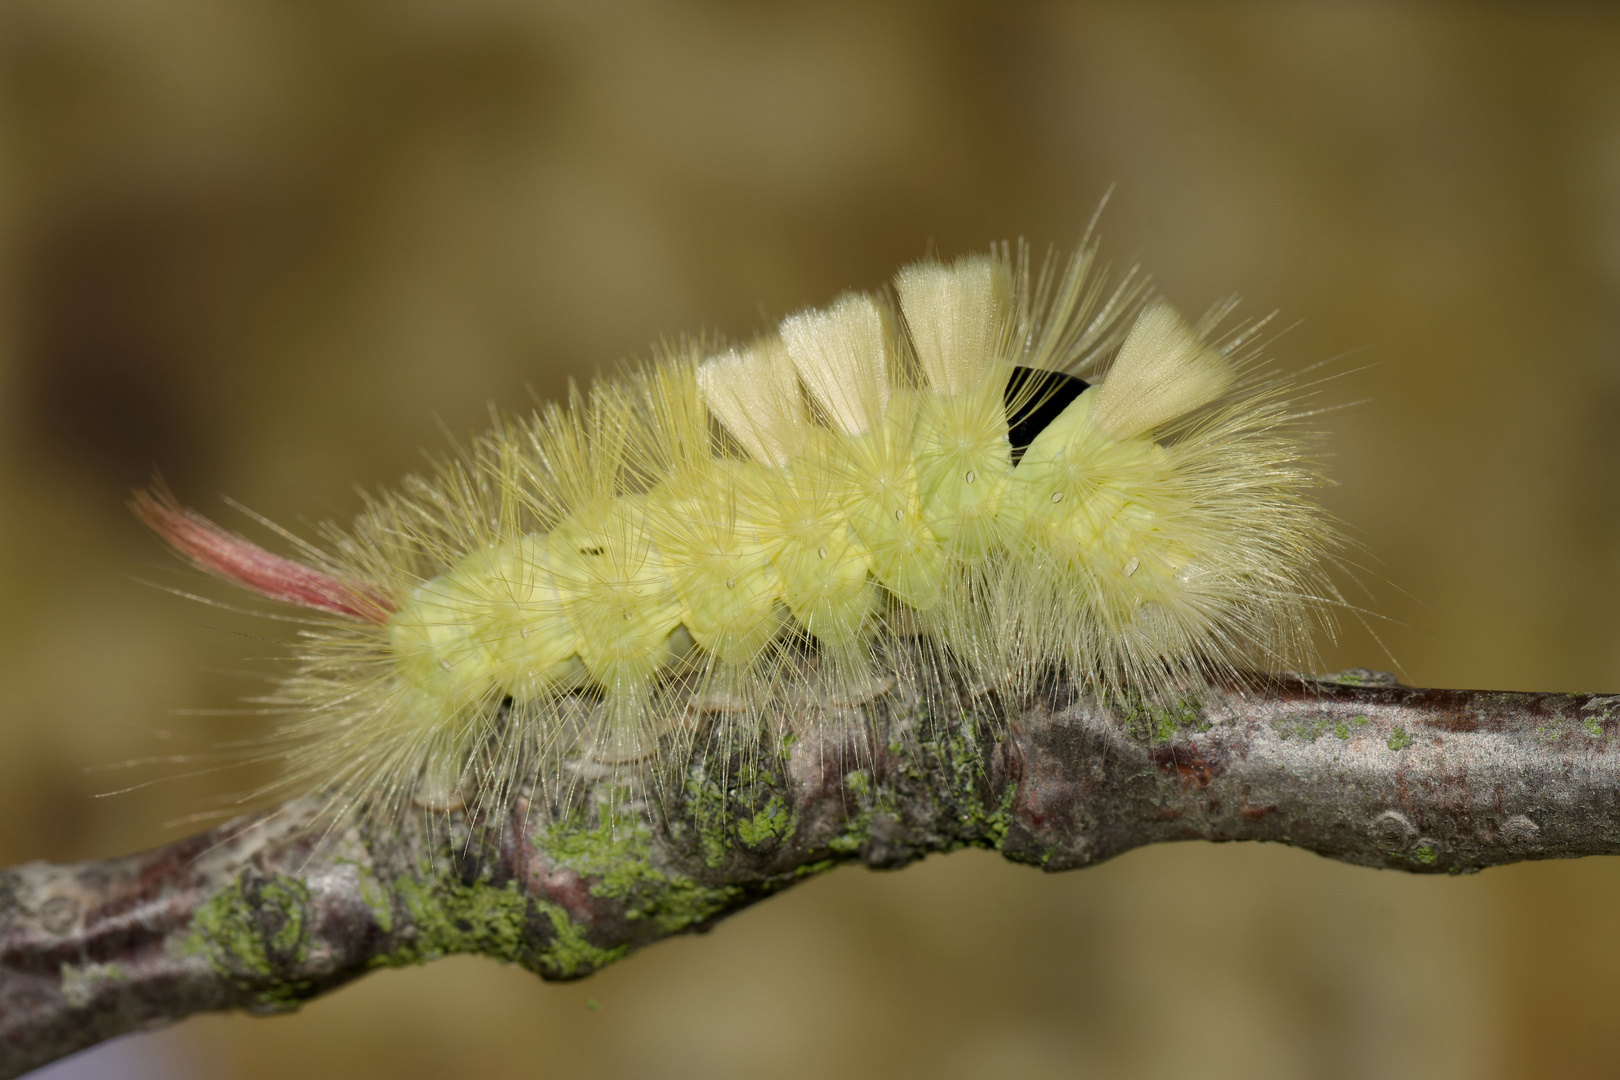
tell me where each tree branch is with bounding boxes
[5,670,1618,1077]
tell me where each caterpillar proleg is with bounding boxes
[136,237,1340,830]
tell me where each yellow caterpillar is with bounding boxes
[136,238,1337,825]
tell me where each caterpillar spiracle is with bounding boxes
[135,237,1341,830]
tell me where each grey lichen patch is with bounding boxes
[184,873,312,1009]
[1387,726,1413,751]
[58,961,130,1008]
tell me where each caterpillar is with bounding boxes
[134,235,1340,829]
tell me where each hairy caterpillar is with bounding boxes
[135,236,1339,829]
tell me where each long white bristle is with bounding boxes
[1090,299,1234,441]
[696,337,805,467]
[779,292,891,436]
[895,255,1011,396]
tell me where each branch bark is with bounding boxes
[6,670,1619,1077]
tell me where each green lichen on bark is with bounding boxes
[374,854,634,980]
[1579,696,1618,737]
[826,768,898,856]
[539,808,744,936]
[735,795,794,847]
[1332,715,1370,740]
[1314,669,1401,688]
[530,900,630,978]
[184,874,312,1009]
[977,783,1018,849]
[676,744,801,868]
[911,717,1017,851]
[365,802,744,981]
[1118,692,1209,742]
[166,691,1015,1007]
[390,877,531,966]
[358,873,393,934]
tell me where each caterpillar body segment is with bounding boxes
[138,242,1340,826]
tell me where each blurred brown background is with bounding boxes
[4,3,1620,1078]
